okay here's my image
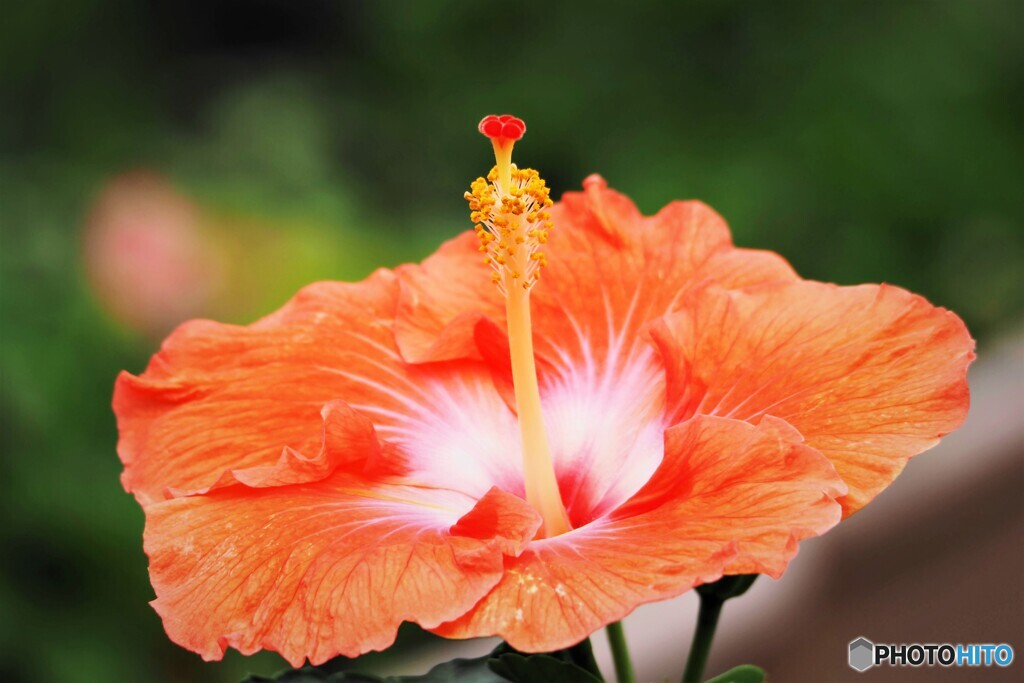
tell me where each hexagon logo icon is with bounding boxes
[849,637,875,672]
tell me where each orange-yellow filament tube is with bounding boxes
[504,281,572,538]
[491,140,513,194]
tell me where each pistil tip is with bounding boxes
[478,114,526,144]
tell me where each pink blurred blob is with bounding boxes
[83,171,223,336]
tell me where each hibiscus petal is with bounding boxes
[533,178,796,370]
[114,271,505,505]
[434,416,843,652]
[145,480,540,666]
[394,232,503,363]
[204,400,385,492]
[394,177,797,372]
[651,281,975,515]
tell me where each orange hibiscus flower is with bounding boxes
[114,115,973,666]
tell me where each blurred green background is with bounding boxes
[1,1,1021,681]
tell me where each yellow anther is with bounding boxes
[465,159,553,295]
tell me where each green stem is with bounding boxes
[682,592,724,683]
[606,620,636,683]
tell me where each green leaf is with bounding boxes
[488,654,603,683]
[703,664,766,683]
[390,654,506,682]
[239,644,606,683]
[241,669,381,683]
[240,652,507,683]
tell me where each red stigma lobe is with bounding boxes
[478,114,526,142]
